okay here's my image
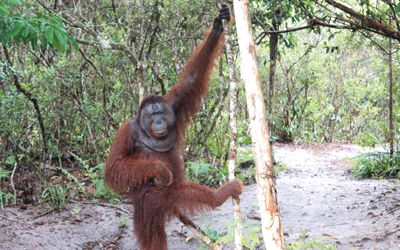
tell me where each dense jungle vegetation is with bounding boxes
[0,0,399,208]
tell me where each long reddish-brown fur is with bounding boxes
[105,9,242,250]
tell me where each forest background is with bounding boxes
[0,0,399,215]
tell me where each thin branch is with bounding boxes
[102,81,119,130]
[59,79,108,134]
[111,0,119,24]
[0,215,18,222]
[34,208,56,219]
[10,159,18,205]
[78,48,103,78]
[76,201,133,215]
[185,87,229,161]
[383,1,400,32]
[77,48,118,129]
[76,39,140,66]
[147,57,167,95]
[360,31,389,54]
[2,45,48,156]
[178,213,222,250]
[26,47,49,67]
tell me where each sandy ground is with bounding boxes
[0,143,399,249]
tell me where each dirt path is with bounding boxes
[274,143,400,249]
[0,143,399,249]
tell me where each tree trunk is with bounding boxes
[269,17,278,139]
[137,62,147,104]
[221,3,243,248]
[388,19,394,156]
[233,0,284,248]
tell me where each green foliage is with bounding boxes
[40,180,71,209]
[258,27,394,144]
[0,0,22,16]
[0,0,398,211]
[118,217,129,228]
[186,161,229,186]
[237,147,254,163]
[71,207,80,215]
[70,152,105,197]
[0,0,78,51]
[237,121,252,146]
[285,236,337,249]
[215,219,261,249]
[53,165,86,196]
[0,167,11,209]
[353,135,400,178]
[274,161,288,174]
[202,222,219,242]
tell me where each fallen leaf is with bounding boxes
[351,241,363,247]
[321,233,339,240]
[367,212,381,217]
[307,199,312,205]
[186,236,195,242]
[361,238,371,242]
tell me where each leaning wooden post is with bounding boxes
[232,0,284,248]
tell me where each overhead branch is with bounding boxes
[323,0,400,41]
[260,21,349,35]
[251,3,349,44]
[35,0,141,66]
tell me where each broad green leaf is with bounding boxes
[22,25,29,37]
[396,4,400,14]
[6,155,15,164]
[45,27,53,44]
[215,234,233,244]
[242,237,251,248]
[54,29,67,50]
[21,31,29,45]
[8,0,23,5]
[0,1,8,16]
[39,33,47,47]
[30,31,37,49]
[52,32,63,51]
[13,28,22,46]
[244,221,253,227]
[67,35,79,50]
[248,234,260,243]
[50,16,66,32]
[9,21,24,37]
[249,226,261,234]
